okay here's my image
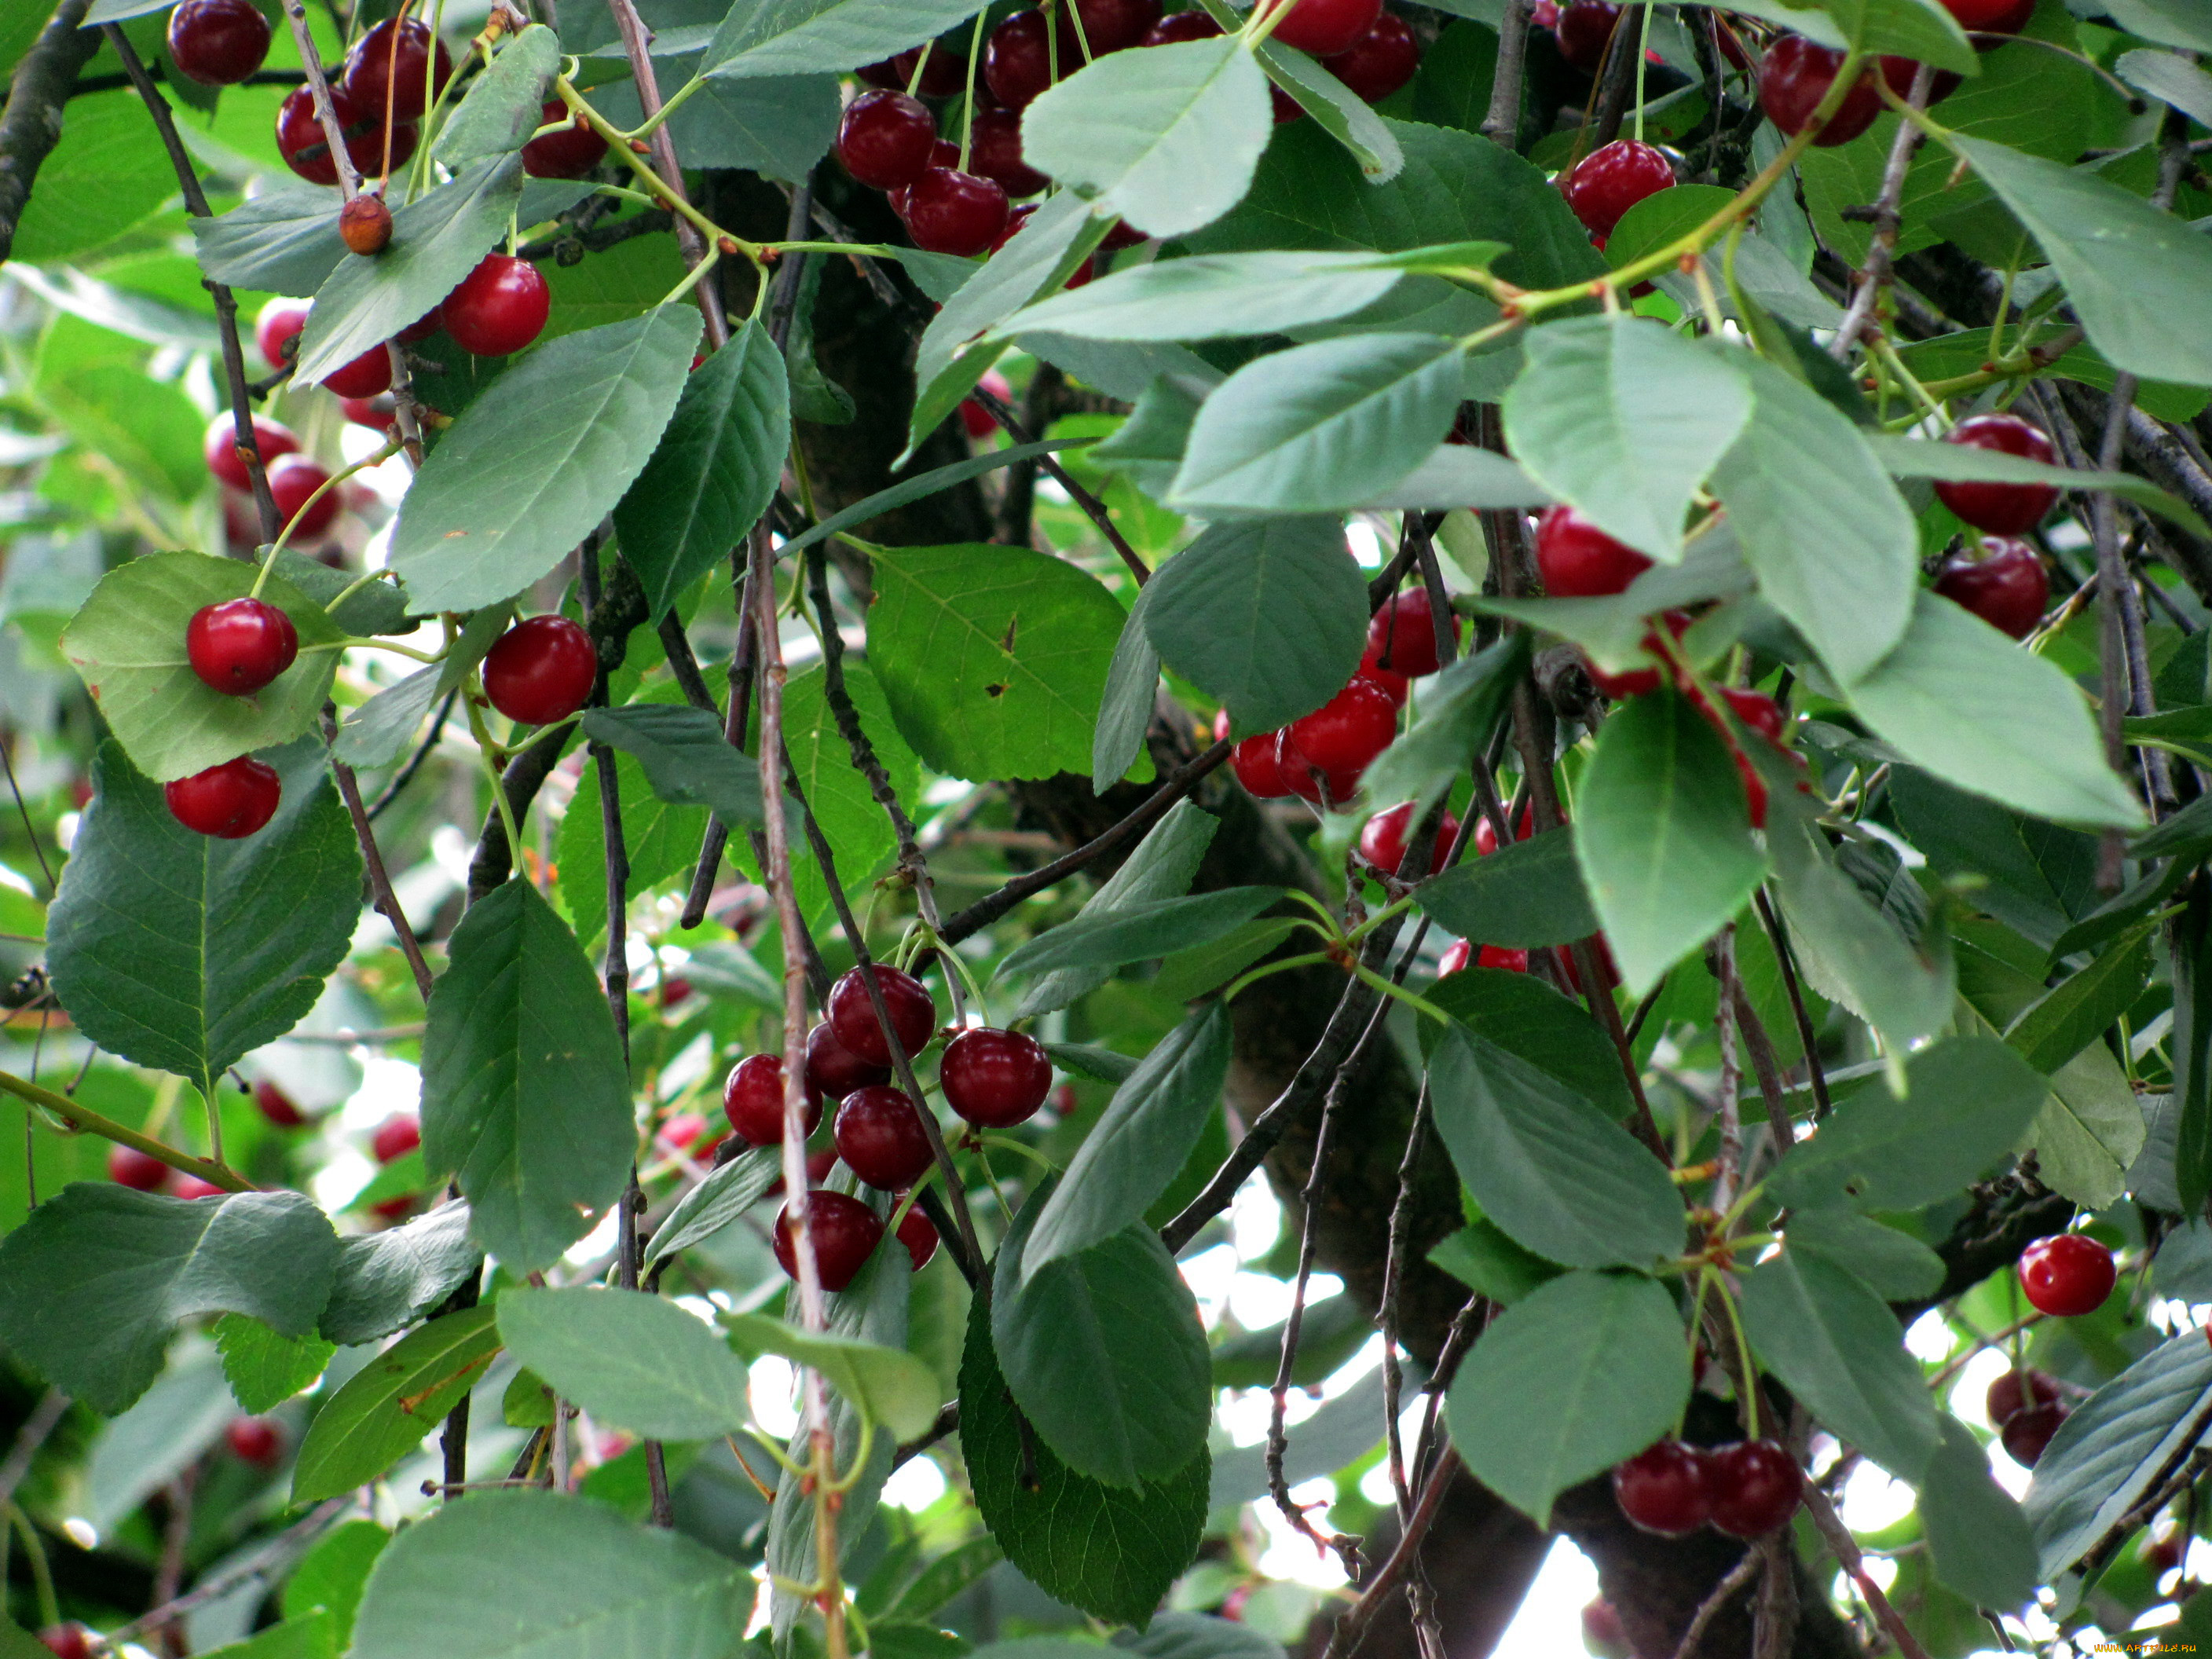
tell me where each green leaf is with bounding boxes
[2030,1038,2146,1211]
[59,551,346,782]
[1921,1415,2039,1610]
[390,307,703,613]
[1357,635,1527,819]
[559,728,711,947]
[1152,917,1300,1002]
[334,668,443,771]
[771,662,919,926]
[291,1306,502,1502]
[580,705,767,829]
[1141,516,1367,731]
[1003,251,1410,344]
[959,1290,1207,1624]
[1121,1614,1285,1659]
[1445,1270,1690,1527]
[1016,800,1218,1019]
[1170,332,1465,514]
[1573,689,1768,997]
[1804,0,1976,67]
[192,186,347,297]
[9,91,172,264]
[1739,1248,1941,1478]
[499,1287,753,1441]
[615,317,792,618]
[661,69,841,182]
[726,1310,942,1441]
[434,24,560,167]
[48,740,360,1085]
[0,1185,339,1415]
[998,888,1284,983]
[1424,969,1635,1121]
[866,542,1126,783]
[1503,316,1751,563]
[1042,1042,1142,1084]
[1769,1035,2046,1210]
[1022,36,1272,240]
[1957,134,2212,389]
[1417,828,1599,950]
[1428,1220,1561,1306]
[1888,765,2097,953]
[213,1313,335,1415]
[319,1200,482,1346]
[2006,922,2155,1075]
[1426,1027,1684,1269]
[281,1520,390,1646]
[1710,351,1917,683]
[702,0,988,79]
[995,1194,1212,1488]
[643,1147,782,1266]
[1238,9,1403,181]
[1024,1004,1230,1273]
[1847,592,2144,829]
[1869,432,2208,541]
[199,1613,338,1659]
[1781,1211,1943,1300]
[1093,584,1161,792]
[85,1347,236,1529]
[348,1489,748,1659]
[775,440,1086,561]
[1767,816,1954,1050]
[421,878,634,1273]
[2174,887,2212,1213]
[2104,0,2212,51]
[293,158,526,386]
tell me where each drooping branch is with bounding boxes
[0,0,101,265]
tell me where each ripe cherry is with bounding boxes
[1265,0,1383,57]
[255,299,309,370]
[1943,0,2033,36]
[275,84,415,187]
[176,1174,228,1199]
[940,1027,1055,1127]
[344,18,452,123]
[1365,590,1461,678]
[773,1191,885,1292]
[372,1112,419,1163]
[1879,54,1962,105]
[255,1079,306,1127]
[482,615,596,725]
[1278,676,1399,804]
[1759,35,1882,147]
[888,42,972,97]
[968,108,1049,198]
[1985,1366,2060,1426]
[340,394,397,431]
[984,10,1060,110]
[1064,0,1165,54]
[1612,1439,1712,1536]
[1562,139,1676,238]
[807,1020,892,1101]
[2001,1401,2069,1467]
[1705,1440,1801,1537]
[1231,731,1294,799]
[522,100,608,178]
[903,168,1012,256]
[1935,412,2060,535]
[837,90,938,190]
[1555,0,1623,71]
[1474,804,1536,855]
[1536,504,1652,597]
[723,1053,825,1145]
[961,370,1013,441]
[267,454,338,538]
[169,0,271,86]
[203,412,298,491]
[827,965,939,1068]
[225,1416,284,1467]
[895,1204,940,1270]
[2018,1232,2117,1318]
[835,1085,936,1189]
[187,598,298,697]
[1479,944,1530,972]
[1583,610,1691,701]
[108,1144,171,1191]
[1933,538,2049,640]
[1143,10,1224,46]
[1360,802,1459,877]
[1323,13,1419,103]
[888,139,960,218]
[317,342,394,399]
[167,756,281,838]
[1437,938,1473,977]
[1361,665,1410,708]
[37,1627,90,1659]
[443,254,550,357]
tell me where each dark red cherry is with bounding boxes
[1877,55,1962,104]
[166,756,281,838]
[344,18,452,123]
[1480,944,1530,972]
[895,1204,940,1270]
[1561,139,1676,237]
[940,1027,1054,1127]
[2018,1232,2116,1318]
[984,10,1060,110]
[1360,802,1459,877]
[37,1628,91,1659]
[275,83,416,187]
[1266,0,1382,57]
[1063,0,1165,53]
[187,598,298,696]
[773,1191,885,1292]
[255,299,309,370]
[889,42,972,97]
[317,342,394,399]
[723,1053,825,1145]
[806,1021,892,1101]
[837,90,938,190]
[203,412,298,491]
[1935,413,2060,535]
[1321,12,1419,102]
[967,107,1049,197]
[1759,35,1882,146]
[108,1144,171,1191]
[177,1174,228,1199]
[1985,1367,2060,1426]
[1612,1440,1712,1535]
[1706,1440,1801,1537]
[1536,504,1652,596]
[903,167,1011,256]
[267,454,338,538]
[481,615,595,725]
[168,0,271,86]
[1582,611,1692,700]
[1555,0,1623,71]
[1933,538,2049,640]
[522,99,608,178]
[371,1111,419,1163]
[255,1079,306,1127]
[1364,590,1460,678]
[1278,676,1398,804]
[1943,0,2034,37]
[1141,9,1224,45]
[888,138,961,217]
[225,1416,284,1467]
[442,254,549,357]
[2001,1401,2069,1467]
[1473,804,1535,856]
[1214,709,1293,799]
[828,966,939,1068]
[834,1085,937,1190]
[1720,687,1785,745]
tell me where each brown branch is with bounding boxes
[0,0,99,263]
[1669,1548,1761,1659]
[1322,1449,1464,1659]
[276,0,360,197]
[83,1500,353,1656]
[1799,1485,1931,1659]
[330,746,434,1002]
[601,0,725,349]
[1479,0,1530,148]
[969,385,1148,587]
[1826,64,1929,364]
[517,205,673,262]
[0,1068,251,1192]
[1753,888,1830,1122]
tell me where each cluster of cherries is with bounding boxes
[1987,1232,2115,1464]
[720,964,1055,1292]
[1613,1433,1803,1539]
[1929,412,2059,640]
[834,0,1419,258]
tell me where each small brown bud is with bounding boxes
[339,194,393,255]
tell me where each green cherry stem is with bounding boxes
[0,1068,255,1192]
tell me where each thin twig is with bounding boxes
[1827,64,1930,364]
[84,1499,353,1655]
[1320,1449,1463,1659]
[1480,0,1531,147]
[969,386,1148,588]
[1730,985,1796,1154]
[1712,927,1744,1215]
[601,0,726,349]
[1754,889,1830,1120]
[365,689,457,820]
[1800,1484,1932,1659]
[331,749,434,1002]
[1671,1547,1762,1659]
[0,1392,66,1514]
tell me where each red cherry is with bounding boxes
[1474,804,1536,856]
[372,1112,420,1163]
[889,43,972,97]
[1265,0,1382,57]
[1942,0,2034,35]
[1933,538,2048,641]
[773,1191,885,1292]
[1359,802,1458,877]
[961,370,1013,441]
[837,90,938,190]
[1232,731,1294,798]
[522,100,608,178]
[723,1053,826,1145]
[2018,1232,2117,1318]
[967,107,1049,197]
[225,1416,284,1467]
[1064,0,1165,54]
[340,394,397,431]
[267,454,338,538]
[1877,55,1962,104]
[1479,944,1530,972]
[1361,665,1410,708]
[903,168,1011,257]
[1705,1439,1801,1537]
[827,965,939,1068]
[1612,1439,1712,1536]
[1719,687,1785,745]
[984,11,1060,109]
[1561,139,1676,238]
[202,412,298,492]
[940,1027,1055,1127]
[764,1148,845,1199]
[169,0,271,86]
[1437,938,1472,976]
[1935,413,2060,535]
[275,84,416,187]
[1582,611,1692,701]
[1364,590,1461,678]
[835,1085,937,1190]
[481,615,596,725]
[108,1144,171,1191]
[317,342,394,399]
[255,299,309,370]
[442,254,550,357]
[1278,677,1399,804]
[255,1079,305,1127]
[1555,0,1623,71]
[888,139,961,218]
[187,598,298,697]
[37,1628,90,1659]
[1985,1367,2060,1426]
[344,18,452,123]
[2000,1401,2069,1467]
[176,1174,228,1199]
[895,1204,940,1271]
[806,1020,892,1101]
[1142,11,1223,46]
[1759,35,1882,147]
[166,756,282,838]
[1536,504,1652,597]
[1322,12,1419,102]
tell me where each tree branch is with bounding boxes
[0,0,101,264]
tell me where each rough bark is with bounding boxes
[0,0,101,264]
